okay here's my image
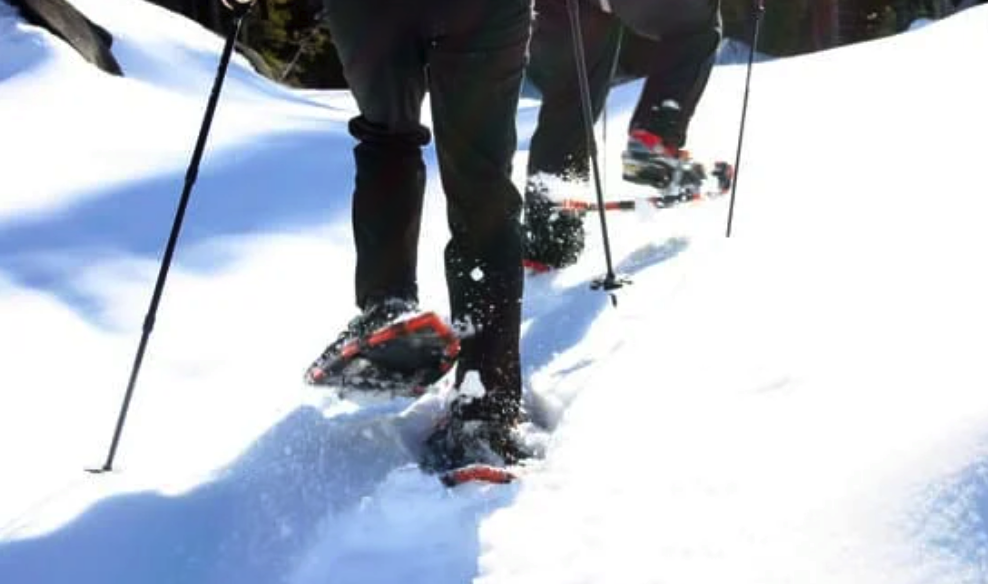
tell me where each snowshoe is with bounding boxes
[548,148,732,214]
[305,299,460,397]
[622,129,707,199]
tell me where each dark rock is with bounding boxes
[10,0,123,75]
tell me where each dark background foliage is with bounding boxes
[146,0,977,88]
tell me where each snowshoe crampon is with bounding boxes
[305,311,460,397]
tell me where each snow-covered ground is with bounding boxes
[1,1,987,582]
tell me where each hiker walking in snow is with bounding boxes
[523,0,723,269]
[221,0,532,472]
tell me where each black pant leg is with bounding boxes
[348,118,430,308]
[322,0,431,309]
[428,0,532,422]
[526,0,622,180]
[627,8,722,147]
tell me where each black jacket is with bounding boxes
[598,0,717,39]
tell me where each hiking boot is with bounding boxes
[622,128,685,187]
[622,99,705,192]
[623,128,708,194]
[420,412,532,473]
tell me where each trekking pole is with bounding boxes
[89,13,248,474]
[725,0,765,238]
[566,0,628,303]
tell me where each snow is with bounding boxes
[2,1,988,583]
[716,38,772,65]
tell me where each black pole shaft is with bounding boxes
[92,16,245,473]
[566,0,621,288]
[725,0,765,238]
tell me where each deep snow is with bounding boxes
[1,2,987,583]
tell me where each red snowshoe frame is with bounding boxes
[440,463,517,487]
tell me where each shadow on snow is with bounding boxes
[0,399,514,584]
[0,127,352,323]
[521,237,689,426]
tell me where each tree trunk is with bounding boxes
[811,0,841,48]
